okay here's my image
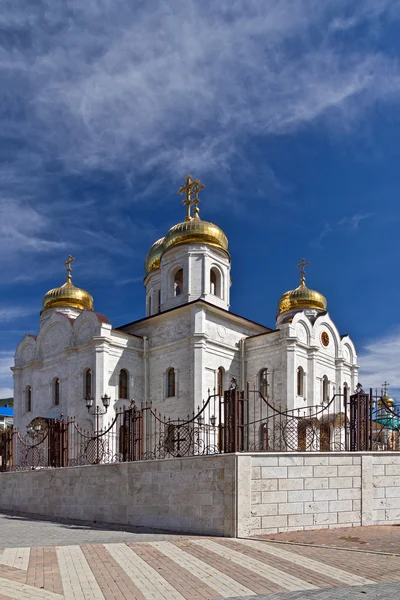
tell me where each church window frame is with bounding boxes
[343,382,349,398]
[54,378,60,406]
[173,268,184,297]
[147,294,152,316]
[322,375,329,403]
[26,385,32,413]
[210,267,222,298]
[119,369,129,400]
[297,367,304,397]
[259,369,269,398]
[84,368,92,399]
[166,368,176,398]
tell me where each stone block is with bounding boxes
[288,466,313,478]
[329,477,353,489]
[251,491,261,504]
[288,490,313,503]
[338,488,361,500]
[328,456,353,466]
[385,509,400,520]
[329,500,353,512]
[252,456,278,467]
[261,515,288,528]
[261,466,288,479]
[352,457,361,465]
[373,475,400,488]
[386,487,400,498]
[304,501,328,514]
[279,502,304,515]
[313,489,337,502]
[252,479,278,492]
[353,476,362,487]
[314,466,338,478]
[338,466,361,477]
[251,467,261,480]
[288,513,314,527]
[261,491,287,504]
[304,456,330,466]
[251,504,278,517]
[313,512,338,525]
[386,464,400,476]
[304,477,328,490]
[279,478,304,491]
[278,456,304,466]
[353,500,361,511]
[373,464,385,475]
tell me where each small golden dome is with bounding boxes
[163,217,229,256]
[379,394,394,407]
[42,255,94,313]
[278,259,327,316]
[145,237,165,275]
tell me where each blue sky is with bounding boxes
[1,0,400,399]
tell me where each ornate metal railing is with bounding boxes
[0,386,399,472]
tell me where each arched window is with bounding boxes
[26,386,32,413]
[322,376,329,403]
[157,290,161,313]
[119,369,129,400]
[259,369,268,398]
[148,295,152,316]
[217,367,224,397]
[167,368,176,397]
[210,268,222,297]
[297,367,304,396]
[54,378,60,406]
[85,369,92,399]
[343,382,349,398]
[174,269,183,297]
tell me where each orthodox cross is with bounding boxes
[178,174,205,221]
[382,381,390,396]
[297,258,310,284]
[64,255,75,283]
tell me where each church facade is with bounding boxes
[12,176,358,432]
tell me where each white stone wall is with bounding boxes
[0,455,236,537]
[248,453,400,536]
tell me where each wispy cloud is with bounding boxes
[311,212,374,247]
[0,0,399,281]
[359,328,400,400]
[0,307,36,322]
[0,353,14,399]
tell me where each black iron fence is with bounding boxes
[1,386,399,472]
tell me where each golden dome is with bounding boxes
[42,255,94,313]
[163,216,229,256]
[379,394,394,407]
[145,237,165,275]
[144,175,229,276]
[278,259,327,316]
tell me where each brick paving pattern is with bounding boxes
[1,517,400,599]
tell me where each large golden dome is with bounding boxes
[42,255,94,313]
[278,259,327,316]
[145,175,229,276]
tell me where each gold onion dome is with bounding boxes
[278,259,327,316]
[379,392,394,407]
[42,255,94,313]
[145,175,229,275]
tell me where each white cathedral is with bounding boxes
[12,176,358,432]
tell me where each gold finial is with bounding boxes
[296,258,310,285]
[178,174,205,221]
[64,255,75,283]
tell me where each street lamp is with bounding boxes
[84,393,111,464]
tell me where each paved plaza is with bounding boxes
[0,514,400,599]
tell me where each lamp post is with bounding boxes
[85,393,111,464]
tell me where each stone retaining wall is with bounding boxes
[1,452,400,537]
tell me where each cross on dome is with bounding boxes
[178,174,205,221]
[64,255,75,283]
[297,258,310,285]
[382,381,390,395]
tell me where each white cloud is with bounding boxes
[0,353,14,399]
[0,388,13,399]
[0,307,36,322]
[359,329,400,400]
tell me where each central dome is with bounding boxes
[144,175,229,276]
[278,281,327,315]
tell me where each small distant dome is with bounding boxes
[163,218,229,256]
[379,393,395,407]
[145,237,165,275]
[42,255,94,313]
[278,259,327,317]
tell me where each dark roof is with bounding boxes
[116,299,272,333]
[96,313,110,324]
